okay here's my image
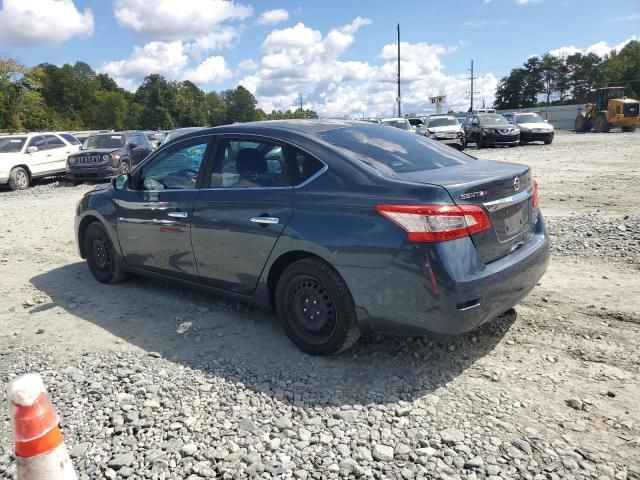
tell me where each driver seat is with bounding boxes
[235,148,268,187]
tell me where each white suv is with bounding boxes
[0,132,81,190]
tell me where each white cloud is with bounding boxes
[114,0,252,39]
[0,0,94,46]
[255,8,289,26]
[182,56,232,84]
[100,41,189,88]
[241,18,496,117]
[238,59,258,71]
[549,35,638,58]
[186,27,242,58]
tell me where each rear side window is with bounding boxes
[212,140,290,188]
[44,135,65,148]
[289,148,324,185]
[60,133,81,145]
[318,125,472,174]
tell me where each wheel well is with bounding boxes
[77,215,100,258]
[266,250,319,309]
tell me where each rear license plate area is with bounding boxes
[493,201,530,239]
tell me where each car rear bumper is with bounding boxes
[340,211,550,336]
[521,131,554,141]
[67,166,120,181]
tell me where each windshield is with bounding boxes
[83,134,124,150]
[515,113,544,124]
[60,133,81,145]
[318,124,473,174]
[0,137,26,153]
[428,117,458,127]
[381,119,411,131]
[408,119,424,126]
[479,114,509,126]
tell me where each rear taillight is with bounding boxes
[376,204,491,242]
[532,180,539,208]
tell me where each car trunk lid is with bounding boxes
[395,159,535,263]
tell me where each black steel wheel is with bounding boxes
[84,222,129,284]
[276,258,360,355]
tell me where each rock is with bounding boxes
[566,398,583,410]
[181,443,198,456]
[372,444,394,462]
[440,428,465,445]
[108,452,135,469]
[69,443,90,458]
[465,456,484,468]
[352,446,373,462]
[512,439,532,455]
[176,321,192,334]
[239,418,257,432]
[275,416,293,430]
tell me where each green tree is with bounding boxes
[203,91,228,126]
[222,85,257,123]
[599,40,640,98]
[172,81,206,127]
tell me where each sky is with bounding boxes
[0,0,638,117]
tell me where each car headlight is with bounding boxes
[68,157,76,164]
[102,154,110,162]
[457,131,463,137]
[512,128,520,134]
[110,153,121,167]
[519,127,530,132]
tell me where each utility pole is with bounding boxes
[298,93,303,111]
[468,60,477,113]
[397,24,401,118]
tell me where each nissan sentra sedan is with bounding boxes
[74,120,549,355]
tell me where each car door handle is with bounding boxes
[250,217,279,225]
[168,211,189,219]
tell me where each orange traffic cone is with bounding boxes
[7,373,78,480]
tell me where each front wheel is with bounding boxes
[9,167,30,190]
[84,222,129,284]
[276,258,360,355]
[544,136,553,145]
[621,125,637,132]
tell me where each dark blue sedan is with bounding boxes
[74,120,550,355]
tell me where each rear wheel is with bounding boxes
[8,167,30,191]
[594,114,611,133]
[276,258,360,355]
[84,222,129,284]
[621,125,637,132]
[476,134,485,148]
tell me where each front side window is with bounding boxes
[27,136,46,150]
[139,141,208,190]
[60,133,81,145]
[0,137,27,153]
[212,140,290,188]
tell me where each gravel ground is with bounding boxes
[1,131,639,479]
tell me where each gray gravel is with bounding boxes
[546,215,640,266]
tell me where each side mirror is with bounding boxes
[544,119,549,123]
[112,173,130,191]
[127,143,136,150]
[27,146,38,154]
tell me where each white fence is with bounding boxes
[496,104,585,130]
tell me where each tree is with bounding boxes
[204,91,228,126]
[599,40,640,99]
[566,52,602,103]
[222,85,257,123]
[172,81,206,127]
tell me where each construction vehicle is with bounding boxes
[575,87,640,133]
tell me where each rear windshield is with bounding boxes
[0,137,26,153]
[408,118,423,126]
[515,113,544,123]
[318,125,473,174]
[428,117,458,127]
[381,119,411,130]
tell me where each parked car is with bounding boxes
[75,120,549,355]
[0,132,81,190]
[424,115,466,150]
[67,131,153,182]
[145,131,165,150]
[464,113,520,148]
[408,117,427,135]
[163,127,205,145]
[502,112,554,145]
[380,117,412,131]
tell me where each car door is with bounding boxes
[24,135,51,176]
[190,136,294,294]
[115,136,213,280]
[42,134,73,173]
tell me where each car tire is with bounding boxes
[544,137,553,145]
[276,257,360,355]
[8,167,30,191]
[458,137,466,150]
[84,222,129,284]
[120,161,131,174]
[476,135,485,148]
[621,125,637,132]
[519,139,526,146]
